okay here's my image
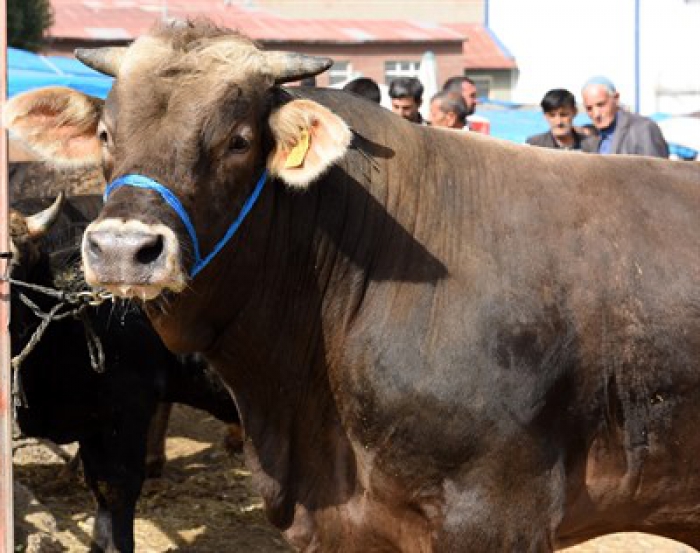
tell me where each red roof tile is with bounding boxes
[48,1,516,69]
[49,0,465,43]
[446,23,516,70]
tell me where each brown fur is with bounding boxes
[5,22,700,553]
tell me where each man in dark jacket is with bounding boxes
[527,89,597,152]
[581,76,669,158]
[389,77,425,124]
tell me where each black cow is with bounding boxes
[9,194,240,553]
[5,21,700,553]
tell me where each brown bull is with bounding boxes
[4,21,700,553]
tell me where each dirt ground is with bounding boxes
[11,404,696,553]
[13,405,291,552]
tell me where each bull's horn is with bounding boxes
[75,47,127,77]
[265,51,334,85]
[26,193,65,238]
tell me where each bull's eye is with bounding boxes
[229,135,250,153]
[98,130,109,144]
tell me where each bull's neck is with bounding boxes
[145,176,364,532]
[143,159,446,534]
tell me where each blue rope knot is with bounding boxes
[103,170,267,278]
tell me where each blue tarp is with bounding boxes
[8,47,113,99]
[476,99,601,144]
[476,101,695,160]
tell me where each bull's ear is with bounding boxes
[2,86,103,167]
[267,99,351,189]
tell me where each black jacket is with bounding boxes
[526,129,598,152]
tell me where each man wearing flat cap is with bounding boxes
[582,76,669,158]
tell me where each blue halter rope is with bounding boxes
[103,171,267,278]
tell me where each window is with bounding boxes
[384,61,420,84]
[471,76,492,100]
[328,61,354,86]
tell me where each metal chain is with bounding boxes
[7,277,114,306]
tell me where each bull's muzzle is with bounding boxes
[82,219,186,300]
[85,228,163,267]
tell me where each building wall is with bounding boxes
[268,42,465,87]
[467,69,514,102]
[639,0,700,114]
[488,0,700,114]
[255,0,484,23]
[47,39,466,89]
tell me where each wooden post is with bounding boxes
[0,0,15,547]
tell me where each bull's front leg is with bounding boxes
[145,402,173,478]
[79,416,150,553]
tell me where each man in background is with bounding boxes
[429,91,468,130]
[389,77,425,124]
[527,89,597,151]
[581,76,669,158]
[344,77,381,104]
[442,76,479,119]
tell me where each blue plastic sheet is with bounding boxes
[476,101,694,158]
[8,47,113,99]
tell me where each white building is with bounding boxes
[488,0,700,115]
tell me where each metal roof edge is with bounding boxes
[483,25,516,62]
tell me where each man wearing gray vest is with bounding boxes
[581,76,669,158]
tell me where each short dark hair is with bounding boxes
[431,91,468,123]
[344,77,381,104]
[442,76,475,94]
[388,77,423,102]
[540,89,577,112]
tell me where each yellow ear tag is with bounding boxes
[284,129,310,169]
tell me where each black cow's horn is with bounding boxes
[26,193,65,238]
[266,51,334,85]
[75,47,127,77]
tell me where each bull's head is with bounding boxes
[9,194,65,279]
[3,21,352,301]
[8,194,65,355]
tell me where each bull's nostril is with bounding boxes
[135,235,164,265]
[86,233,103,260]
[87,233,103,256]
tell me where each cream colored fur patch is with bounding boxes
[267,99,352,189]
[2,86,102,167]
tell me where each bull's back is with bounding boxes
[305,88,700,379]
[317,88,700,456]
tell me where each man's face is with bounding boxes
[391,96,421,122]
[544,106,577,140]
[582,85,619,130]
[430,100,457,129]
[461,81,478,116]
[429,100,448,127]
